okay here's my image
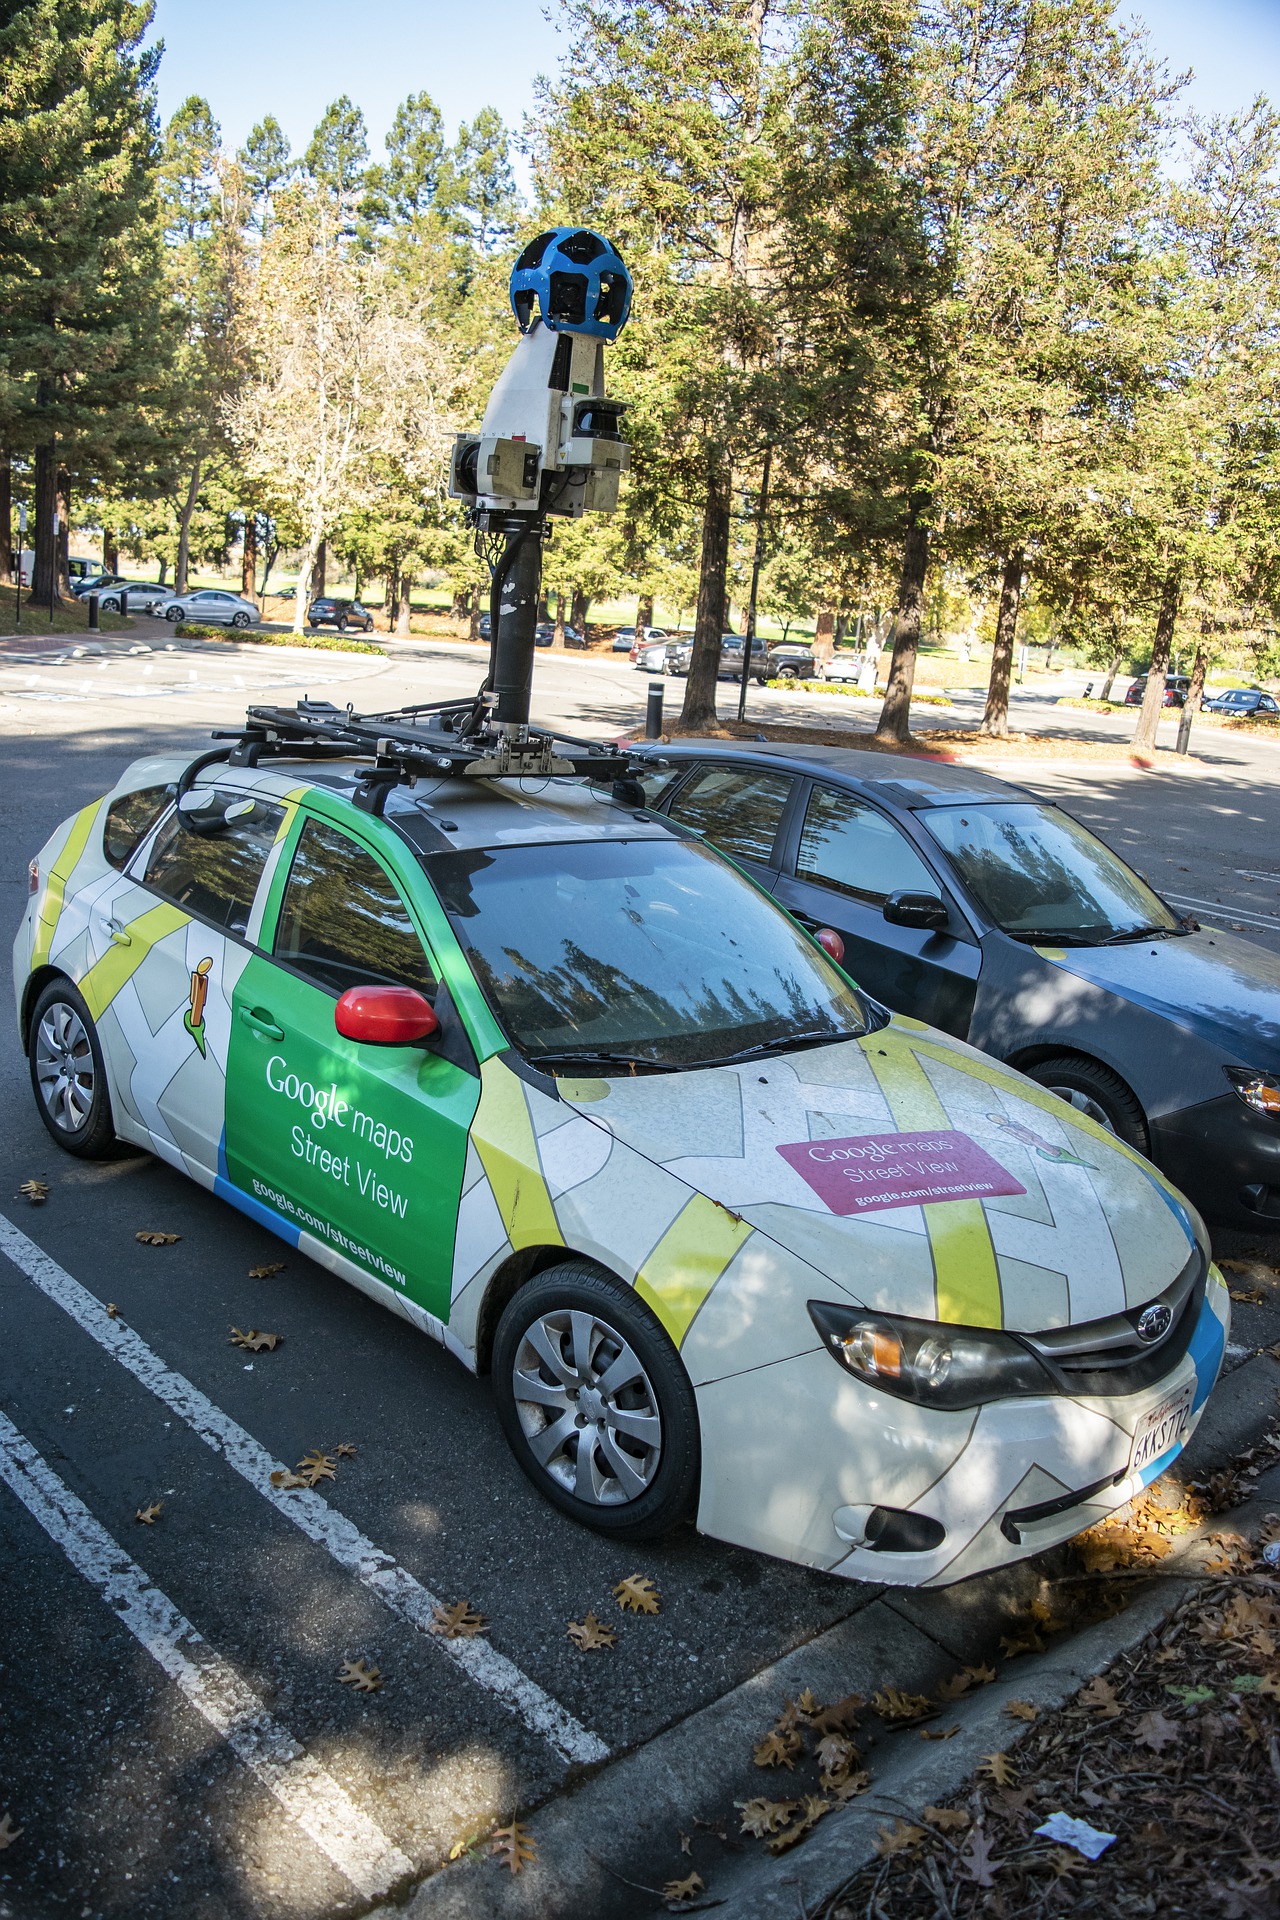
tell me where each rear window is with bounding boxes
[142,790,284,935]
[103,785,174,872]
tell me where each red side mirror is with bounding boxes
[816,928,845,964]
[334,984,439,1045]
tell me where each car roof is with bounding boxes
[128,753,676,855]
[638,739,1034,807]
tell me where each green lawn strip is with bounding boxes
[0,593,133,638]
[175,623,384,654]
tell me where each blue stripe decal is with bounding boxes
[1187,1290,1227,1414]
[215,1131,302,1248]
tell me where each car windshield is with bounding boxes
[426,837,870,1070]
[920,802,1182,944]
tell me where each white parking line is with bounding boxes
[0,1408,413,1901]
[0,1212,608,1768]
[1165,892,1280,934]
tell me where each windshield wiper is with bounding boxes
[528,1049,680,1075]
[1097,925,1177,946]
[693,1028,852,1069]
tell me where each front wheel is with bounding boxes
[28,978,117,1158]
[165,606,183,623]
[337,616,348,633]
[492,1262,700,1540]
[1023,1055,1148,1153]
[232,611,251,629]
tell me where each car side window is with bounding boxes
[796,785,937,904]
[103,784,174,871]
[143,791,285,934]
[273,817,437,998]
[666,766,794,867]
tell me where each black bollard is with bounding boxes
[87,592,100,631]
[645,679,664,740]
[118,588,128,619]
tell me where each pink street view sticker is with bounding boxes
[776,1130,1026,1216]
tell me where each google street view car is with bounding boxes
[13,703,1227,1588]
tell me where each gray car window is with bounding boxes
[143,792,284,935]
[921,802,1179,941]
[796,785,937,902]
[666,766,793,866]
[274,818,436,998]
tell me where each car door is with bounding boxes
[662,762,797,889]
[771,781,982,1036]
[85,786,286,1180]
[224,812,481,1329]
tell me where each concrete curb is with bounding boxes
[375,1354,1280,1920]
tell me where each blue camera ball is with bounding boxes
[509,228,632,341]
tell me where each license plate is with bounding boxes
[1129,1383,1194,1477]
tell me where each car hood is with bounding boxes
[558,1022,1198,1334]
[1041,928,1280,1071]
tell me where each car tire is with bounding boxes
[1023,1055,1148,1153]
[102,597,118,613]
[27,978,118,1160]
[232,611,251,629]
[492,1261,700,1541]
[165,606,183,622]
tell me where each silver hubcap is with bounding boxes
[1047,1085,1115,1133]
[511,1308,662,1507]
[35,1003,95,1132]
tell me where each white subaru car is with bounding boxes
[13,716,1229,1587]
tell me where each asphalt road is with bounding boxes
[1,631,1278,1918]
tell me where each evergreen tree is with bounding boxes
[305,96,370,197]
[386,91,444,220]
[240,115,292,234]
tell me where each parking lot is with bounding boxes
[3,634,1280,1918]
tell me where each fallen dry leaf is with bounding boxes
[1000,1627,1047,1658]
[269,1468,306,1490]
[966,1662,998,1686]
[795,1687,823,1717]
[333,1442,358,1458]
[768,1795,831,1855]
[229,1328,281,1352]
[1229,1287,1268,1305]
[295,1449,336,1486]
[920,1724,961,1740]
[662,1870,705,1902]
[0,1813,22,1849]
[566,1610,616,1651]
[338,1658,382,1693]
[829,1770,872,1802]
[1133,1708,1181,1753]
[809,1691,864,1735]
[1004,1699,1040,1722]
[924,1805,971,1831]
[134,1502,162,1525]
[936,1671,973,1702]
[489,1821,537,1875]
[18,1179,48,1204]
[872,1685,933,1722]
[679,1831,691,1855]
[738,1798,801,1838]
[613,1572,661,1614]
[1079,1674,1122,1718]
[249,1262,286,1278]
[135,1230,180,1245]
[447,1833,481,1861]
[979,1751,1018,1788]
[957,1826,1000,1889]
[815,1733,859,1783]
[430,1600,488,1640]
[753,1728,803,1770]
[105,1302,120,1319]
[874,1818,924,1856]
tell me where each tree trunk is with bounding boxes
[32,436,60,605]
[158,558,168,586]
[553,589,566,649]
[450,588,467,619]
[813,607,835,678]
[175,461,201,595]
[874,511,931,744]
[293,522,322,634]
[395,571,412,635]
[56,468,72,596]
[1187,620,1210,717]
[637,593,654,631]
[468,582,482,642]
[1098,642,1123,703]
[680,456,732,730]
[536,589,550,623]
[1132,570,1180,751]
[384,569,398,631]
[312,538,326,599]
[241,514,258,598]
[980,549,1025,738]
[0,452,11,586]
[569,586,589,641]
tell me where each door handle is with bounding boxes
[106,918,131,947]
[239,1007,284,1042]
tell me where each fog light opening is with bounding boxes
[863,1507,946,1554]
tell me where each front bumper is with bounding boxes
[694,1271,1230,1590]
[1152,1091,1280,1227]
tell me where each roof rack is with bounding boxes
[207,699,636,816]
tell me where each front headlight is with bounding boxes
[807,1302,1052,1409]
[1224,1067,1280,1119]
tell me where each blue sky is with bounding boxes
[149,0,1280,167]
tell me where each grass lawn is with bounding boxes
[0,590,133,638]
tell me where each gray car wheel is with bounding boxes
[493,1262,699,1539]
[232,611,251,629]
[28,979,117,1158]
[165,605,183,622]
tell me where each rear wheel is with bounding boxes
[492,1262,699,1540]
[232,611,251,629]
[337,616,348,633]
[1023,1055,1148,1152]
[28,978,117,1158]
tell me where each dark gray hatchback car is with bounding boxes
[628,741,1280,1228]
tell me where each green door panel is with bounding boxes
[225,951,480,1323]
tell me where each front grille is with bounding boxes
[1018,1245,1206,1398]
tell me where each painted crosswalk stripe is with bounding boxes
[0,1407,413,1901]
[0,1211,608,1767]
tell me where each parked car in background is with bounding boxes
[664,634,768,681]
[71,573,127,599]
[151,589,259,628]
[767,644,815,679]
[534,622,585,648]
[95,582,170,613]
[1202,688,1280,718]
[617,625,669,656]
[626,738,1280,1229]
[1125,674,1191,708]
[631,635,671,671]
[306,596,375,634]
